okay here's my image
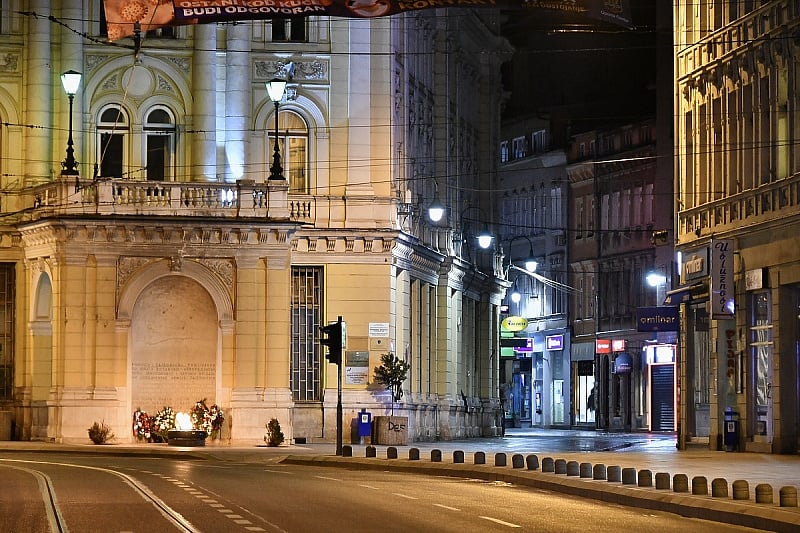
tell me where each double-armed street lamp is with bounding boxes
[60,70,82,176]
[265,77,288,181]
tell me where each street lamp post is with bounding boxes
[458,205,494,250]
[265,77,287,181]
[60,70,82,176]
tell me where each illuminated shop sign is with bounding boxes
[636,306,679,332]
[546,335,563,351]
[501,316,529,332]
[596,339,611,354]
[614,353,632,374]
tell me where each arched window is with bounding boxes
[97,105,129,179]
[269,109,309,193]
[144,107,175,181]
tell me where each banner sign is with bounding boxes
[711,239,735,318]
[104,0,632,41]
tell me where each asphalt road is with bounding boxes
[0,452,761,533]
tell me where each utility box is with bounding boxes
[374,416,408,446]
[724,407,739,452]
[357,409,372,439]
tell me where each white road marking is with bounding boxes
[392,493,418,500]
[433,503,461,511]
[314,475,342,482]
[479,516,521,528]
[263,469,293,475]
[358,484,380,490]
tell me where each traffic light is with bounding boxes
[320,321,342,365]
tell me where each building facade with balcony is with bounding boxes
[0,3,510,443]
[674,0,800,453]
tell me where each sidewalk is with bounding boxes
[2,430,799,531]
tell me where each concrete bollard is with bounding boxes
[387,446,398,459]
[566,461,580,476]
[474,451,486,465]
[755,484,773,504]
[622,467,637,485]
[409,447,420,460]
[673,474,689,493]
[366,445,377,458]
[732,480,749,500]
[542,457,555,472]
[580,462,593,478]
[555,459,567,474]
[526,454,539,471]
[607,465,621,482]
[692,476,708,495]
[495,453,507,467]
[593,464,607,480]
[453,450,465,464]
[512,454,525,469]
[655,472,670,490]
[672,474,689,492]
[779,486,798,507]
[342,445,353,457]
[637,469,653,488]
[431,449,442,462]
[711,478,728,498]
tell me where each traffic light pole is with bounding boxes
[336,315,343,456]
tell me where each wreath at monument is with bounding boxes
[131,401,225,442]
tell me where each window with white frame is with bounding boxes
[512,136,527,159]
[269,109,309,193]
[97,106,129,179]
[96,105,176,180]
[144,108,175,181]
[272,17,307,42]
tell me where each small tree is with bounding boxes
[264,418,285,447]
[373,352,410,415]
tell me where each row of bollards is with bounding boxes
[342,445,798,508]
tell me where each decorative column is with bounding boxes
[25,0,52,185]
[192,23,217,181]
[224,23,251,182]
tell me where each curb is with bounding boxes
[282,449,800,533]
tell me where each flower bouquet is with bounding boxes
[152,406,176,442]
[132,408,152,442]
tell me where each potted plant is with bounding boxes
[372,352,410,445]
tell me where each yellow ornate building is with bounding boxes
[674,0,800,453]
[0,3,511,443]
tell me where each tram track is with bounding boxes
[0,459,199,533]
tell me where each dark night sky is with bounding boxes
[500,2,658,142]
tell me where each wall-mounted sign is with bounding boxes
[745,268,764,290]
[546,335,563,351]
[501,316,529,332]
[614,353,633,374]
[612,339,626,352]
[682,247,708,283]
[596,339,611,354]
[368,323,390,337]
[345,351,370,385]
[637,306,679,332]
